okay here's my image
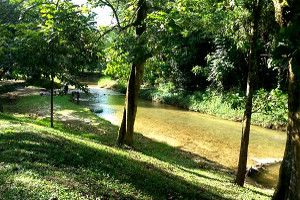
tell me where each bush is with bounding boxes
[188,91,243,121]
[252,88,287,129]
[98,76,127,93]
[140,85,288,130]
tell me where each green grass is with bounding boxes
[0,94,274,199]
[98,76,127,93]
[98,76,118,88]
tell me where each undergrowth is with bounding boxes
[139,83,288,130]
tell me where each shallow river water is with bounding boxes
[88,87,285,188]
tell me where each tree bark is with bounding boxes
[235,0,262,187]
[117,108,127,145]
[117,0,148,146]
[235,72,253,186]
[273,57,300,199]
[50,74,54,128]
[272,1,300,199]
[117,62,146,146]
[272,119,293,200]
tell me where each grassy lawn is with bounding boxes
[0,94,274,199]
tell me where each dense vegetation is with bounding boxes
[1,0,300,199]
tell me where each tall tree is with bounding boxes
[235,0,263,186]
[15,0,100,127]
[272,0,300,199]
[117,0,149,146]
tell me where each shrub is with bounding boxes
[141,86,288,129]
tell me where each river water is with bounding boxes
[88,87,285,188]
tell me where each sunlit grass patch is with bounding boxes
[98,76,127,93]
[98,76,118,88]
[0,169,85,200]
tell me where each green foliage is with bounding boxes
[141,86,288,129]
[188,91,243,122]
[1,0,101,87]
[151,82,189,106]
[206,41,236,89]
[98,76,117,88]
[100,0,280,93]
[252,88,287,127]
[102,45,130,81]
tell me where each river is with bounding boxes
[87,87,285,188]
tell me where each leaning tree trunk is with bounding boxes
[117,62,146,145]
[50,74,54,128]
[235,0,262,187]
[117,0,148,146]
[272,1,300,199]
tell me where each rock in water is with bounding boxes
[90,108,103,113]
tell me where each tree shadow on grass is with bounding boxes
[4,109,233,173]
[57,118,232,173]
[55,118,272,198]
[0,130,231,200]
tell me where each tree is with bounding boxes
[117,0,149,146]
[0,0,21,79]
[272,0,300,199]
[15,0,100,127]
[234,0,264,186]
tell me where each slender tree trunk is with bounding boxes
[235,0,262,186]
[117,62,146,146]
[50,74,54,128]
[235,73,253,186]
[117,0,148,146]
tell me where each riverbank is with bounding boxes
[98,77,287,131]
[89,87,285,188]
[0,90,274,199]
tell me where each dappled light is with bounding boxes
[1,0,299,198]
[0,118,249,200]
